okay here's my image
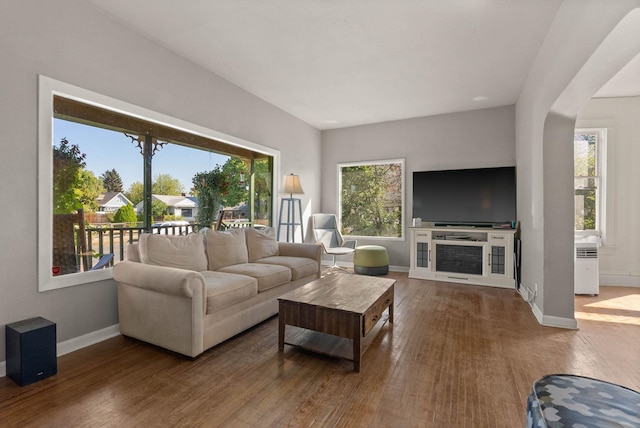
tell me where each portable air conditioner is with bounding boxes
[574,236,599,295]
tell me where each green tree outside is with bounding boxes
[192,166,230,229]
[101,168,124,192]
[53,138,86,214]
[574,133,597,230]
[151,199,168,220]
[128,174,183,205]
[125,181,144,205]
[190,157,272,224]
[135,199,169,222]
[127,175,183,222]
[253,158,272,221]
[78,170,104,213]
[112,203,137,225]
[152,173,184,196]
[341,163,402,237]
[220,158,248,208]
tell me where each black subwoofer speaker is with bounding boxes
[6,317,57,386]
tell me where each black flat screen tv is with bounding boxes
[412,166,516,227]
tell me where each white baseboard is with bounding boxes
[1,324,120,378]
[530,298,577,329]
[540,313,578,329]
[57,324,121,357]
[532,301,543,324]
[600,273,640,287]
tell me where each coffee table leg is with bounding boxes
[353,321,361,372]
[278,302,285,352]
[389,300,394,323]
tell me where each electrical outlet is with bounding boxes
[534,283,538,294]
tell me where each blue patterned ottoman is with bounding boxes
[526,374,640,427]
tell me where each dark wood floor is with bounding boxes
[1,272,638,427]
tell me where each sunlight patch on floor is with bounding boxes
[576,291,640,325]
[575,310,640,326]
[583,294,640,310]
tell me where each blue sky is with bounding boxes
[54,118,229,194]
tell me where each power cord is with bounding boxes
[518,285,536,304]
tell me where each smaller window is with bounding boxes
[338,159,404,239]
[574,128,606,239]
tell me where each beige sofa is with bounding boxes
[113,227,322,357]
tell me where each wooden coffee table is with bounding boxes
[278,273,395,372]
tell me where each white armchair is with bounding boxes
[311,213,357,272]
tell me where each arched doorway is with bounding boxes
[541,8,640,326]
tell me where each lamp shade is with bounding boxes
[282,174,304,195]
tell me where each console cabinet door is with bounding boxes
[411,230,432,271]
[487,233,513,279]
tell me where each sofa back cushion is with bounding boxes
[245,227,279,262]
[126,243,141,262]
[138,233,208,272]
[205,228,249,270]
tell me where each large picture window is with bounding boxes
[338,159,404,239]
[39,76,278,291]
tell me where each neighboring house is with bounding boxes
[135,194,198,221]
[97,192,133,214]
[185,196,199,212]
[221,202,249,220]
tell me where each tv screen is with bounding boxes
[412,166,516,226]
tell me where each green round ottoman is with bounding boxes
[353,245,389,275]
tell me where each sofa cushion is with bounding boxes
[256,256,317,281]
[218,263,291,292]
[138,233,208,272]
[245,227,279,262]
[201,271,258,314]
[126,243,141,262]
[205,228,248,271]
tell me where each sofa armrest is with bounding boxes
[278,242,323,277]
[113,260,205,299]
[113,261,207,357]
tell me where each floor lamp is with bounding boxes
[277,174,304,242]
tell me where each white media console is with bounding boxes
[409,226,517,289]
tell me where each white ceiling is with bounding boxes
[86,1,638,130]
[593,50,640,99]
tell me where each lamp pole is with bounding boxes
[277,174,304,242]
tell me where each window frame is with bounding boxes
[337,158,405,241]
[573,127,607,243]
[38,75,280,291]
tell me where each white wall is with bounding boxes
[516,1,640,327]
[320,105,516,267]
[4,0,639,367]
[577,96,640,286]
[0,0,321,361]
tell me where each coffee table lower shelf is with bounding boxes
[281,315,390,369]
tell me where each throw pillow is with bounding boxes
[138,233,208,272]
[205,228,249,270]
[245,227,279,262]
